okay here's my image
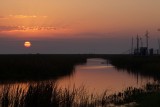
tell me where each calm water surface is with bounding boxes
[57,58,154,94]
[0,58,155,95]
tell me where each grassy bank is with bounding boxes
[112,83,160,107]
[1,82,160,107]
[0,83,107,107]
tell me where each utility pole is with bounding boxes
[140,37,143,47]
[158,29,160,54]
[131,37,133,54]
[145,30,149,49]
[137,34,139,54]
[158,39,160,54]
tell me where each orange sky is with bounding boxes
[0,0,160,54]
[0,0,160,39]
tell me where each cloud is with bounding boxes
[0,26,25,32]
[24,26,57,31]
[8,15,48,19]
[0,16,8,19]
[42,27,57,30]
[0,15,48,19]
[0,26,57,32]
[0,16,5,18]
[9,15,37,19]
[42,16,48,18]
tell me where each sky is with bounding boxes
[0,0,160,54]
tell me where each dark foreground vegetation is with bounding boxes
[1,82,160,107]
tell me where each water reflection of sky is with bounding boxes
[57,58,154,94]
[0,58,155,95]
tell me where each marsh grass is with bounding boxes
[0,83,108,107]
[0,82,160,107]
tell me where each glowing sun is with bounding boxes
[24,41,31,48]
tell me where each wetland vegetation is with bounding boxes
[1,82,160,107]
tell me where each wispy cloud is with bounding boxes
[0,26,57,32]
[0,15,48,19]
[42,16,48,18]
[9,15,37,19]
[9,15,48,19]
[0,26,25,32]
[24,26,57,31]
[0,16,5,18]
[0,16,8,19]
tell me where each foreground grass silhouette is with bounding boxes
[1,82,160,107]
